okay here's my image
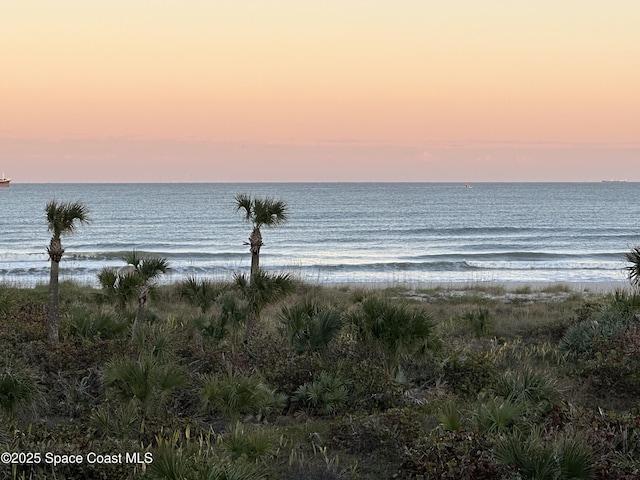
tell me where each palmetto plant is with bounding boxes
[278,300,343,354]
[494,365,561,408]
[104,354,186,410]
[234,193,288,276]
[201,369,286,421]
[0,364,40,419]
[349,297,438,372]
[234,269,294,341]
[98,251,169,338]
[179,276,223,313]
[294,370,350,415]
[45,199,91,343]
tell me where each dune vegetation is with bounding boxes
[1,277,640,479]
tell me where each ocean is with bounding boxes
[1,183,640,287]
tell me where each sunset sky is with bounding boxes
[2,1,639,182]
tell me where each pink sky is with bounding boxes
[1,1,639,182]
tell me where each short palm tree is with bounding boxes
[45,200,90,343]
[98,251,169,337]
[625,246,640,290]
[235,193,288,276]
[234,269,294,341]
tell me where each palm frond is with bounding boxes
[234,193,253,221]
[45,199,91,236]
[123,250,143,269]
[625,246,640,289]
[139,257,170,280]
[252,196,288,228]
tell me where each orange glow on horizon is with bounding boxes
[1,1,639,181]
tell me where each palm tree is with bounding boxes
[45,200,90,343]
[625,246,640,290]
[234,193,288,276]
[98,251,169,338]
[234,269,294,341]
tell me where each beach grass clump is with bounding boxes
[0,288,15,317]
[435,400,462,432]
[462,307,494,337]
[222,421,275,461]
[473,396,524,433]
[493,365,561,409]
[493,428,594,480]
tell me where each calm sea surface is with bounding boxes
[2,183,640,287]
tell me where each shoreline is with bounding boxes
[314,279,630,293]
[1,277,631,295]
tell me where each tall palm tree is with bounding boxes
[234,194,288,276]
[45,200,90,343]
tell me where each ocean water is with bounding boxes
[1,182,640,287]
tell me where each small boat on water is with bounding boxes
[0,173,10,187]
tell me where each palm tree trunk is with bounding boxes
[249,227,263,277]
[48,259,60,343]
[132,287,148,339]
[47,236,64,344]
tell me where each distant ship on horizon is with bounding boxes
[601,179,628,183]
[0,173,10,187]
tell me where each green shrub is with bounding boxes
[178,276,223,313]
[560,318,629,357]
[0,363,40,419]
[90,400,141,439]
[402,429,508,479]
[193,313,229,344]
[439,350,497,397]
[201,370,285,421]
[581,326,640,395]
